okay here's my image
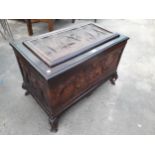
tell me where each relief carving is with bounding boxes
[18,55,47,105]
[51,48,121,107]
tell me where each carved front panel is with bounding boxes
[48,43,124,113]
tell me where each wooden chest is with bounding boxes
[10,23,129,132]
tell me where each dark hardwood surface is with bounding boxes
[10,34,128,80]
[10,23,129,132]
[23,23,118,67]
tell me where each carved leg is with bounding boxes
[49,117,59,132]
[110,72,118,85]
[22,82,30,95]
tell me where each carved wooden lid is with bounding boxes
[23,23,119,67]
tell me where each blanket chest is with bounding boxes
[10,23,129,132]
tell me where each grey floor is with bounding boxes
[0,19,155,134]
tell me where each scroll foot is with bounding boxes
[49,117,59,132]
[110,78,116,85]
[110,72,118,85]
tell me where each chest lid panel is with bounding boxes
[23,23,119,67]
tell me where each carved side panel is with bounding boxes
[48,43,125,114]
[15,52,51,114]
